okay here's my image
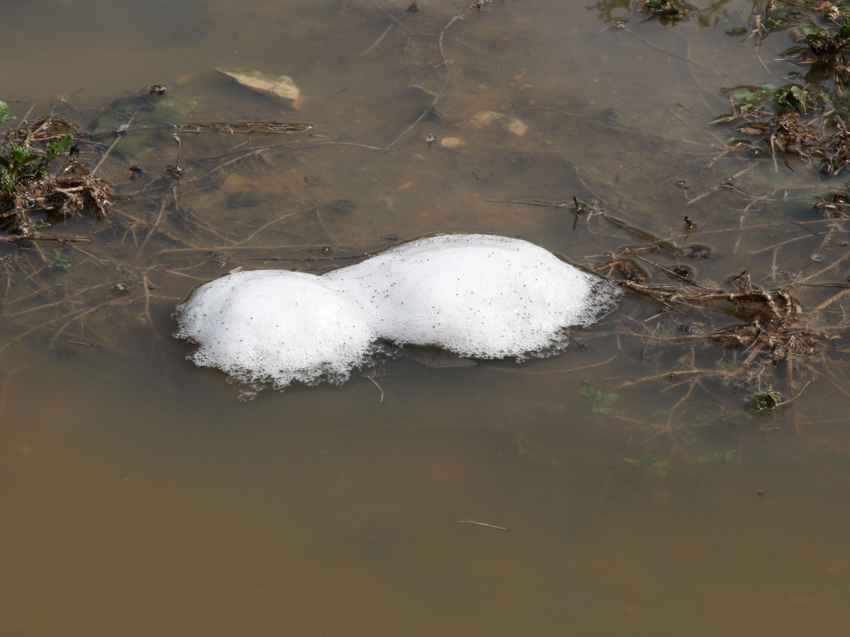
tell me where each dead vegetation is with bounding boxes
[1,114,114,241]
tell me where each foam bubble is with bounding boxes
[175,234,620,389]
[325,234,617,359]
[174,270,377,389]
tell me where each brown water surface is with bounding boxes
[2,1,850,635]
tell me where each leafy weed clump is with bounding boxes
[1,101,114,240]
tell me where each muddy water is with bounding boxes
[2,0,850,635]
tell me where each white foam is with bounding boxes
[174,270,377,389]
[175,234,620,389]
[325,234,616,359]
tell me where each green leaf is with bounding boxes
[699,450,737,466]
[579,380,602,401]
[49,253,71,270]
[45,134,74,163]
[1,169,14,193]
[10,143,40,168]
[0,100,15,125]
[625,454,667,475]
[731,88,755,100]
[32,220,51,231]
[580,381,620,414]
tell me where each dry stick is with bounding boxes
[619,27,723,75]
[0,234,90,244]
[203,141,383,172]
[137,183,177,257]
[157,242,385,255]
[486,354,618,375]
[733,214,746,253]
[810,224,837,262]
[777,380,813,409]
[457,520,512,532]
[798,247,850,284]
[208,147,270,175]
[750,234,812,255]
[141,276,154,327]
[163,270,209,281]
[368,376,384,402]
[685,165,757,207]
[360,22,394,56]
[18,102,37,126]
[0,361,39,415]
[366,0,412,33]
[112,208,199,249]
[67,340,103,348]
[4,281,117,319]
[814,287,850,313]
[665,377,698,429]
[0,297,115,356]
[91,110,137,175]
[382,9,467,152]
[611,369,706,390]
[229,204,325,247]
[819,373,850,401]
[51,299,127,343]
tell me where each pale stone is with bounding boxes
[440,137,465,149]
[507,118,527,136]
[216,67,306,109]
[470,110,527,136]
[470,110,503,128]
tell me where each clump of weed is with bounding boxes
[751,386,782,413]
[1,103,114,240]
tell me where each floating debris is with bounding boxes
[216,68,306,109]
[470,111,527,136]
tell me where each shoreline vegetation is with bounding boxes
[3,0,850,467]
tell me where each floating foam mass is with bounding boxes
[174,270,377,389]
[325,234,615,359]
[175,234,620,389]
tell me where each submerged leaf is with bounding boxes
[625,454,667,475]
[709,113,737,125]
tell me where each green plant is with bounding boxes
[625,454,667,475]
[699,449,737,465]
[580,380,620,414]
[0,134,73,194]
[49,253,71,270]
[0,101,15,125]
[751,387,781,413]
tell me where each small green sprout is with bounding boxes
[699,449,737,466]
[49,253,71,270]
[751,387,781,413]
[0,100,15,125]
[625,454,667,476]
[44,134,74,165]
[580,380,620,414]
